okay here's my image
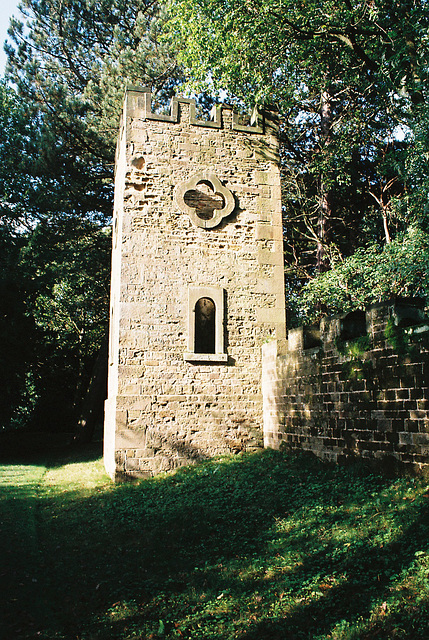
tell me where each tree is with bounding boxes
[166,0,429,318]
[19,217,111,432]
[0,80,111,433]
[1,0,182,434]
[6,0,182,159]
[292,226,429,323]
[167,0,428,116]
[0,82,39,428]
[0,226,36,429]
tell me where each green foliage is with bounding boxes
[6,0,182,158]
[383,318,417,358]
[0,226,36,428]
[336,335,371,359]
[0,217,111,432]
[0,446,428,639]
[0,67,111,433]
[0,81,40,229]
[18,218,111,430]
[334,335,374,388]
[166,0,429,293]
[0,79,112,232]
[290,227,429,324]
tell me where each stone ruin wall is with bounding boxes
[104,87,286,479]
[263,299,429,474]
[104,88,429,480]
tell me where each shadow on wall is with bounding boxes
[264,298,429,474]
[114,417,261,481]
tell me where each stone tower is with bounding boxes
[104,87,286,479]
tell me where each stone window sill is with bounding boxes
[184,353,228,364]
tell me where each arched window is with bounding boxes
[195,297,216,354]
[184,287,227,363]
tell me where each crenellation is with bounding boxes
[104,89,285,479]
[105,88,429,480]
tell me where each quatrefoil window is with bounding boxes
[184,181,225,221]
[174,173,235,229]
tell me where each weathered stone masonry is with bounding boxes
[263,300,429,473]
[104,88,429,479]
[104,87,286,479]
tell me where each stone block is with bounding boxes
[105,91,285,479]
[257,249,284,266]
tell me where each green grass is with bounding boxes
[0,438,428,639]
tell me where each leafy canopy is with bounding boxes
[166,0,429,318]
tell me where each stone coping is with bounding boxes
[184,353,229,364]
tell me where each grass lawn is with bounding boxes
[0,434,428,639]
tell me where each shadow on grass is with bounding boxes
[0,429,103,466]
[236,509,429,640]
[0,448,428,639]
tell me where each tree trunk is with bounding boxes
[317,185,332,272]
[317,89,333,273]
[73,333,108,445]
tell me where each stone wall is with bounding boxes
[104,87,286,479]
[263,299,429,473]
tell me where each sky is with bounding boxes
[0,0,21,74]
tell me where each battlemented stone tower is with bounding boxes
[104,87,286,479]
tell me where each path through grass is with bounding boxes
[0,436,428,639]
[0,460,51,637]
